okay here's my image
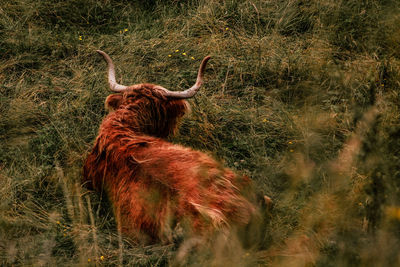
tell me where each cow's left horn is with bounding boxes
[96,50,128,92]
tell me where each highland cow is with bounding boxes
[83,50,257,243]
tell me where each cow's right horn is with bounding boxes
[157,56,211,99]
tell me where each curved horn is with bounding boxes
[159,56,211,99]
[96,50,128,92]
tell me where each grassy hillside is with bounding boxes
[1,0,400,265]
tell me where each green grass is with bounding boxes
[1,0,400,265]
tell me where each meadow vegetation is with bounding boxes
[1,0,400,266]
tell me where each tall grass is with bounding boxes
[1,0,400,265]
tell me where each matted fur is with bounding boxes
[83,83,257,242]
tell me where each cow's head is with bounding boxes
[97,50,211,138]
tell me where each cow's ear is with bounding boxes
[105,94,123,111]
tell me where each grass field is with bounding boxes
[1,0,400,266]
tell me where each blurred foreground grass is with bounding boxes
[1,0,400,266]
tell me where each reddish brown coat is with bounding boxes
[83,84,256,242]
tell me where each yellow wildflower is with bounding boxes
[225,27,229,31]
[124,28,128,32]
[100,256,105,261]
[191,57,195,60]
[175,49,179,52]
[386,207,400,220]
[288,141,293,145]
[262,118,268,123]
[78,36,82,41]
[290,149,294,153]
[168,54,172,57]
[88,258,91,262]
[182,52,187,56]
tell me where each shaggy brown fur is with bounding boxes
[83,83,257,242]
